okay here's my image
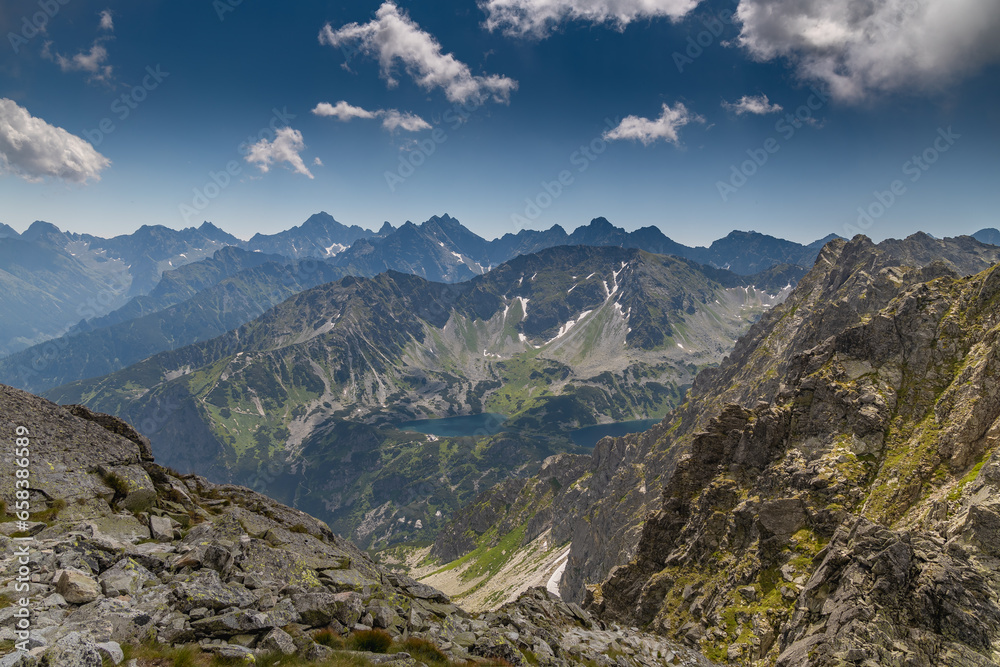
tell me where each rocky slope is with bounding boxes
[422,234,1000,665]
[588,233,1000,665]
[0,382,709,667]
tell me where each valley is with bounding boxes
[43,244,796,553]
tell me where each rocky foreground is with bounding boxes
[0,384,710,667]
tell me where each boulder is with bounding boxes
[94,642,124,665]
[471,632,524,666]
[149,516,173,542]
[320,569,380,595]
[257,627,297,655]
[39,632,102,667]
[56,571,101,605]
[191,610,272,637]
[291,591,364,627]
[99,558,157,597]
[172,570,255,611]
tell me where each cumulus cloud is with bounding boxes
[244,127,314,179]
[480,0,701,36]
[722,94,782,115]
[736,0,1000,102]
[319,2,517,104]
[99,10,114,31]
[312,101,377,121]
[379,110,432,132]
[0,98,110,183]
[603,102,702,146]
[313,100,432,133]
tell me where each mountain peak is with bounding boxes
[22,220,63,241]
[302,211,337,227]
[587,216,614,229]
[378,221,395,235]
[973,228,1000,246]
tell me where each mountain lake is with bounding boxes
[397,413,508,437]
[569,418,661,448]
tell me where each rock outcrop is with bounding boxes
[0,383,705,666]
[586,237,1000,664]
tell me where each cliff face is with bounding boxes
[0,382,709,667]
[588,237,1000,664]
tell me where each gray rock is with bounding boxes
[55,571,100,605]
[205,644,255,661]
[257,627,297,655]
[471,632,524,666]
[0,653,38,667]
[40,632,102,667]
[291,591,363,627]
[94,642,124,665]
[190,610,272,637]
[299,643,335,662]
[148,516,172,543]
[99,558,157,597]
[53,598,156,646]
[172,570,255,611]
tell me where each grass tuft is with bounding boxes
[347,629,392,653]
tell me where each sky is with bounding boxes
[0,0,998,246]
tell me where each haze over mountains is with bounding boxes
[0,212,844,389]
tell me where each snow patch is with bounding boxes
[325,243,347,256]
[546,310,592,344]
[546,547,571,598]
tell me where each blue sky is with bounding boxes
[0,0,998,246]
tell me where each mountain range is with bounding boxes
[42,244,800,552]
[3,218,1000,665]
[0,213,838,391]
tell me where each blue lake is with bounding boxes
[569,418,661,448]
[397,413,508,437]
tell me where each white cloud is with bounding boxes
[43,10,115,81]
[45,42,112,80]
[722,94,782,115]
[313,157,323,166]
[244,127,314,179]
[0,98,110,183]
[312,101,376,121]
[379,110,432,132]
[313,100,431,133]
[736,0,1000,101]
[480,0,701,37]
[319,2,517,104]
[603,102,702,146]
